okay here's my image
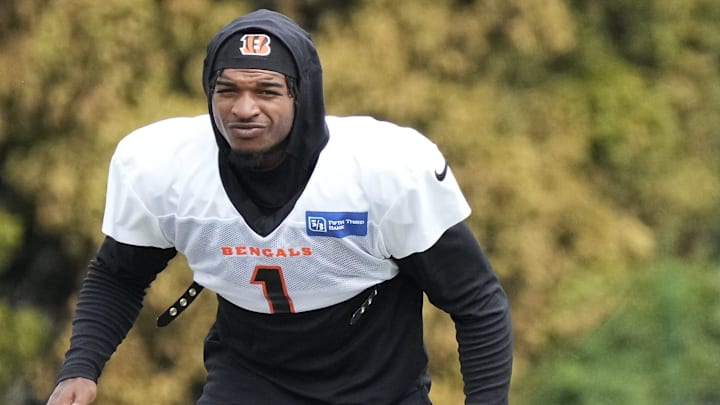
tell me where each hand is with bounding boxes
[46,377,97,405]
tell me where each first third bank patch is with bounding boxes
[306,211,368,237]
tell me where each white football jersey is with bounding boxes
[102,115,470,313]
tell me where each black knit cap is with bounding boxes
[213,31,297,78]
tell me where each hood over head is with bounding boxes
[214,31,298,79]
[202,9,329,174]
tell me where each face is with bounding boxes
[211,68,295,165]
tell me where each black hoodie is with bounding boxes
[203,9,329,236]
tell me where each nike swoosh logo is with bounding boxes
[435,160,448,181]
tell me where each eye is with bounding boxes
[214,87,236,95]
[257,89,281,97]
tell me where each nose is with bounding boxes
[231,93,260,119]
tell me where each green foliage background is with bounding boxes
[0,0,718,404]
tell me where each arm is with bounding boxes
[396,222,513,405]
[47,236,176,404]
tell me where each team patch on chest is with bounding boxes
[306,211,368,237]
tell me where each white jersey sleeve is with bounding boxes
[378,137,471,259]
[101,115,213,248]
[330,116,471,259]
[103,154,170,247]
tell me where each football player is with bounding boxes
[47,9,513,405]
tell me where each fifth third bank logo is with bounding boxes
[307,216,327,233]
[306,211,368,238]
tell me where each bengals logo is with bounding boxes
[239,34,271,56]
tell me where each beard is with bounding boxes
[227,137,289,171]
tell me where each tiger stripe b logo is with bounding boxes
[239,34,271,56]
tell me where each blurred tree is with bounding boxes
[516,260,720,405]
[0,303,49,404]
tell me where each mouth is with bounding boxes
[226,122,266,139]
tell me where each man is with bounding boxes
[47,9,513,405]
